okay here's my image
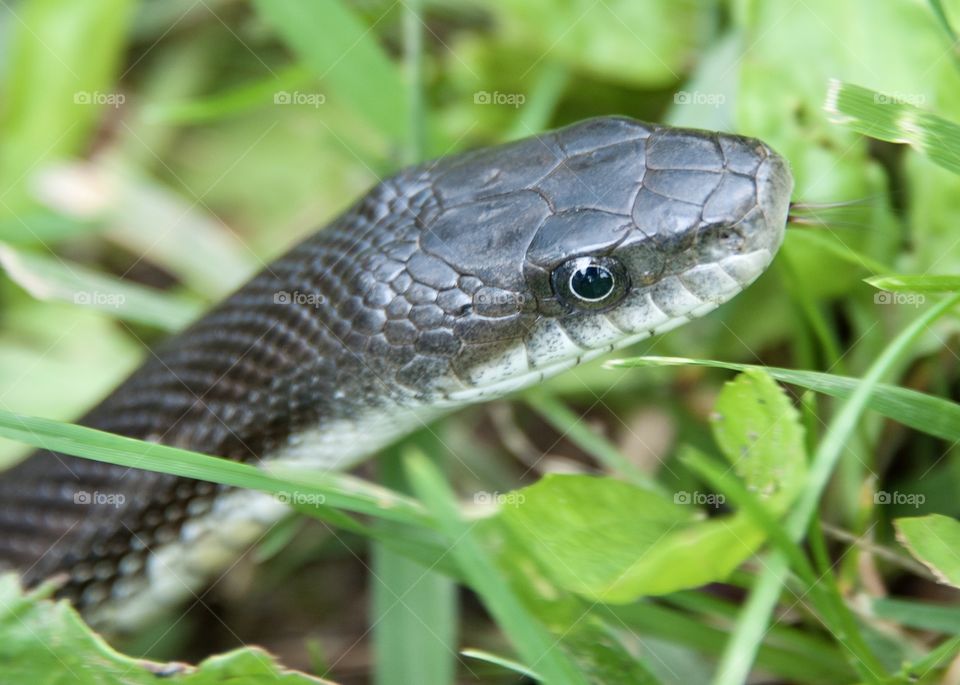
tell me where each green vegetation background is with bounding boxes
[2,1,960,684]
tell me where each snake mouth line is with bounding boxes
[439,248,773,406]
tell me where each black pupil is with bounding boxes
[570,264,614,300]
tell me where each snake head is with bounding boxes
[397,116,792,403]
[348,117,793,406]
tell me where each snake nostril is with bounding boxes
[698,222,745,254]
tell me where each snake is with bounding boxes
[0,116,793,631]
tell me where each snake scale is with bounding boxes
[0,116,793,630]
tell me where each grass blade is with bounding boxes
[461,649,542,680]
[505,63,569,140]
[370,6,455,680]
[825,79,960,176]
[0,410,429,527]
[0,243,201,331]
[607,356,960,444]
[787,230,894,276]
[865,273,960,293]
[372,434,456,684]
[872,597,960,633]
[104,170,256,298]
[372,539,457,685]
[145,64,313,125]
[252,0,408,142]
[404,449,588,685]
[0,0,135,214]
[599,601,854,684]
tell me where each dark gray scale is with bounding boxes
[421,192,553,291]
[428,131,566,206]
[645,128,724,171]
[526,210,632,267]
[535,138,646,214]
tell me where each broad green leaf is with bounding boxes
[0,574,331,684]
[473,511,664,682]
[0,243,202,331]
[710,370,807,506]
[499,475,689,596]
[499,475,765,603]
[681,449,884,675]
[251,0,408,142]
[503,370,811,605]
[825,80,960,176]
[895,515,960,587]
[865,273,960,293]
[604,514,767,600]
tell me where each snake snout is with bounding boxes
[753,149,793,255]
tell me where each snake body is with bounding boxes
[0,116,793,629]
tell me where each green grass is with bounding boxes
[3,0,960,683]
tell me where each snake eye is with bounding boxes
[552,256,629,310]
[570,263,614,300]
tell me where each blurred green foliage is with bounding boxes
[2,0,960,683]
